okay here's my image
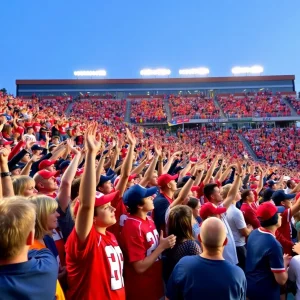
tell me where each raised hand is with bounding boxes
[84,122,101,154]
[0,148,10,164]
[126,128,137,146]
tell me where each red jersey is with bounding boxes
[65,226,125,300]
[241,203,260,229]
[275,208,293,255]
[107,195,127,241]
[120,215,164,300]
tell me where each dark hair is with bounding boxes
[286,180,293,189]
[241,189,253,202]
[167,205,194,243]
[71,178,81,201]
[127,198,145,215]
[187,197,199,209]
[260,213,279,228]
[203,183,218,201]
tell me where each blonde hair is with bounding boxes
[221,184,232,199]
[0,197,36,260]
[29,195,58,239]
[12,175,35,196]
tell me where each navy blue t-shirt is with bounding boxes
[167,256,246,300]
[246,228,285,300]
[153,193,170,233]
[0,249,58,300]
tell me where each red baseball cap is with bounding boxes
[256,202,285,221]
[157,174,178,188]
[37,169,60,179]
[113,173,137,187]
[191,186,200,192]
[76,168,84,177]
[73,190,120,216]
[38,160,56,170]
[200,202,227,220]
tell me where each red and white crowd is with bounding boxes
[1,91,300,300]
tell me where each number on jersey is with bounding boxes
[105,245,124,290]
[146,229,160,258]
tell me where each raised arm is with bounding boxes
[140,144,161,187]
[0,148,14,197]
[222,161,242,209]
[20,154,39,176]
[75,123,100,242]
[203,155,219,185]
[57,146,82,212]
[115,128,136,197]
[163,151,180,174]
[170,168,201,208]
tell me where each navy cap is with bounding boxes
[31,144,44,151]
[268,180,277,187]
[98,174,114,186]
[123,184,158,207]
[58,160,70,171]
[9,163,24,172]
[272,190,296,206]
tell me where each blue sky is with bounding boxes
[1,0,299,94]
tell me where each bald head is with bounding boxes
[200,217,226,249]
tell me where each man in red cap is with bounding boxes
[33,169,60,198]
[65,123,125,300]
[153,168,202,235]
[246,202,289,300]
[38,159,57,172]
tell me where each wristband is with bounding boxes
[1,172,11,178]
[191,175,196,181]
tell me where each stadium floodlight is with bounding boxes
[73,70,107,77]
[140,68,171,76]
[231,65,264,75]
[179,67,210,76]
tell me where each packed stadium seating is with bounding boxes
[217,93,291,118]
[287,97,300,115]
[169,95,220,120]
[243,127,300,168]
[129,98,167,123]
[71,98,126,123]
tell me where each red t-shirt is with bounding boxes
[120,215,164,300]
[65,227,125,300]
[241,203,260,229]
[275,208,293,255]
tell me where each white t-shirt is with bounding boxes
[288,255,300,300]
[23,133,36,143]
[226,204,247,247]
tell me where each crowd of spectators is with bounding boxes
[71,98,126,123]
[169,95,220,120]
[287,96,300,115]
[1,90,300,300]
[129,98,167,123]
[218,92,291,118]
[243,126,300,168]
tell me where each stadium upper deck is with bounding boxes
[16,75,295,97]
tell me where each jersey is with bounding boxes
[246,228,285,300]
[275,208,293,255]
[107,194,127,241]
[241,203,260,229]
[120,215,164,300]
[65,226,125,300]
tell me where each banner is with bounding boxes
[168,118,190,126]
